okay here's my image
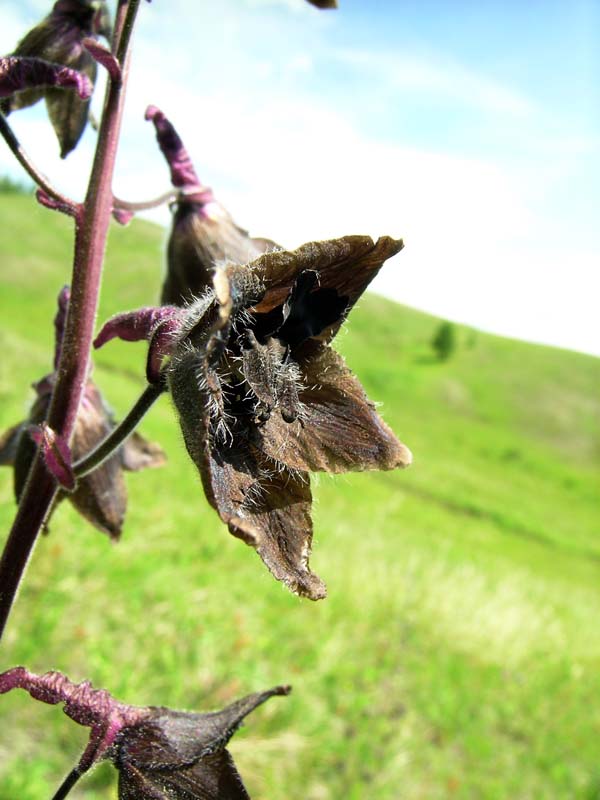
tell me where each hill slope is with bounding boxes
[0,194,599,799]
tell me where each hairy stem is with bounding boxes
[74,382,165,478]
[0,0,143,640]
[0,112,76,209]
[51,768,84,800]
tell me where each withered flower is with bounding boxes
[1,0,111,158]
[145,106,278,306]
[0,288,165,539]
[97,237,411,599]
[0,666,289,800]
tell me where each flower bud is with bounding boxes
[2,0,110,157]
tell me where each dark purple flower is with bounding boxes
[1,0,111,157]
[0,666,290,800]
[0,288,165,539]
[97,235,411,599]
[145,106,279,306]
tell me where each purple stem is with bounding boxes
[0,0,143,640]
[0,112,77,210]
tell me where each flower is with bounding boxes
[1,0,110,158]
[0,288,165,539]
[97,237,411,598]
[0,666,289,800]
[146,106,279,306]
[167,235,412,600]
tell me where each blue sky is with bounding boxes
[1,0,599,354]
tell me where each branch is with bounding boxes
[113,188,177,212]
[0,112,78,211]
[73,382,165,478]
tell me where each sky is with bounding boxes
[1,0,599,355]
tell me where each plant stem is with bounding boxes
[0,112,76,209]
[51,768,83,800]
[0,0,143,641]
[113,188,177,211]
[74,383,165,478]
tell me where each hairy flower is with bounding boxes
[97,236,411,599]
[146,106,278,306]
[1,0,110,157]
[0,666,289,800]
[0,288,165,538]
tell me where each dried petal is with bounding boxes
[121,432,167,472]
[169,349,326,600]
[118,686,291,770]
[254,340,412,473]
[252,235,404,342]
[119,751,250,800]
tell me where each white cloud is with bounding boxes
[0,2,598,357]
[331,47,534,116]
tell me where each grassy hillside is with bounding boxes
[0,194,599,799]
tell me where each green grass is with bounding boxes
[0,194,599,799]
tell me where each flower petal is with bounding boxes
[253,340,412,473]
[45,52,96,158]
[169,349,326,600]
[117,686,290,799]
[120,432,167,472]
[251,235,403,341]
[120,686,291,770]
